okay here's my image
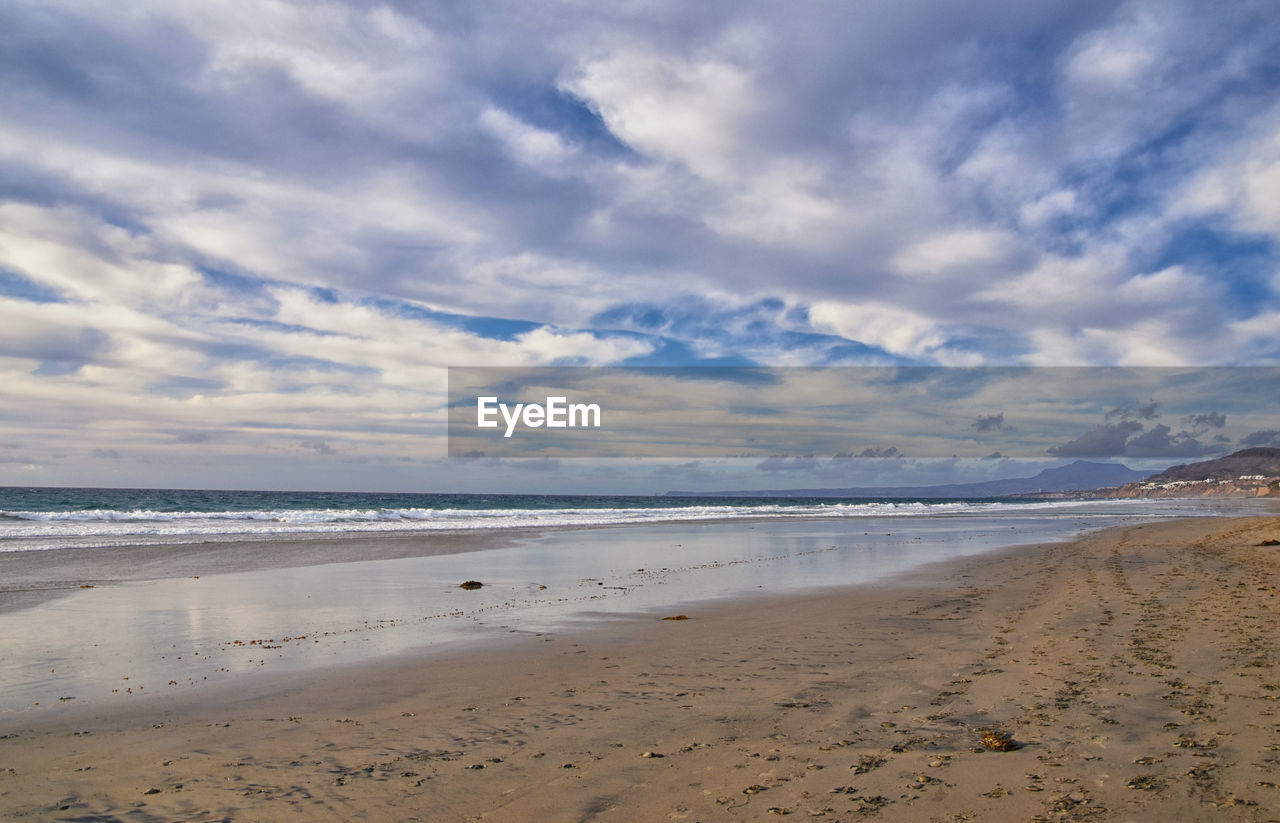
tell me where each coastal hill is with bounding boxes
[666,460,1151,499]
[1104,447,1280,498]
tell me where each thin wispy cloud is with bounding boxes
[0,0,1277,489]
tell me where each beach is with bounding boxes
[6,2,1279,821]
[1,512,1278,821]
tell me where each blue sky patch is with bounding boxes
[0,268,64,303]
[1150,221,1277,314]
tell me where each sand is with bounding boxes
[2,515,1279,821]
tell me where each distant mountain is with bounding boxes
[1105,448,1280,499]
[666,460,1152,499]
[1141,447,1280,483]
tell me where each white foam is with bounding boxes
[0,499,1133,551]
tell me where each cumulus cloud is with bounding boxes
[562,46,761,182]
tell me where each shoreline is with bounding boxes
[3,497,1270,616]
[2,514,1278,820]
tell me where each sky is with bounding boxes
[0,0,1278,493]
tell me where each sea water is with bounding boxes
[0,487,1257,551]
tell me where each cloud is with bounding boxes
[1184,411,1226,430]
[299,440,336,455]
[565,53,748,176]
[755,456,821,472]
[1049,406,1231,458]
[892,229,1022,280]
[1176,112,1280,238]
[1106,401,1159,420]
[1121,423,1214,458]
[510,327,654,365]
[1048,420,1144,457]
[452,456,564,473]
[478,107,576,171]
[1241,430,1280,448]
[856,446,903,459]
[2,0,1279,489]
[647,460,707,478]
[807,301,951,360]
[5,2,1278,363]
[0,306,109,369]
[0,455,42,464]
[972,412,1006,432]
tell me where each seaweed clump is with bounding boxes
[978,729,1020,751]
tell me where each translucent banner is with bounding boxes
[447,367,1280,459]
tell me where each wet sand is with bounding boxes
[2,515,1280,821]
[0,530,523,614]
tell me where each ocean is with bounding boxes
[0,486,1155,553]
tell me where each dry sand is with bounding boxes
[3,515,1280,822]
